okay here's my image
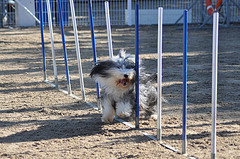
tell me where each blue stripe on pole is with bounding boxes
[88,0,100,98]
[37,0,64,26]
[39,0,46,74]
[57,0,70,86]
[57,0,69,26]
[182,10,188,141]
[135,4,139,121]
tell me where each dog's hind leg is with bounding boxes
[101,97,115,123]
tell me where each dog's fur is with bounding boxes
[90,50,158,123]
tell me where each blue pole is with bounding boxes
[135,4,139,129]
[182,9,188,155]
[57,0,71,94]
[88,0,101,108]
[39,0,47,81]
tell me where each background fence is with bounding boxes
[0,0,240,27]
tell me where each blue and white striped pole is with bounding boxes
[57,0,72,94]
[88,0,101,109]
[135,4,139,129]
[39,0,46,81]
[182,9,188,155]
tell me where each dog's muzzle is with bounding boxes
[119,78,129,86]
[117,76,131,88]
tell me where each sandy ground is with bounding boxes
[0,24,240,159]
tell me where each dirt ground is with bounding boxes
[0,24,239,159]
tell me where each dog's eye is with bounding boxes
[126,65,135,69]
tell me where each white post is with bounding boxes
[127,0,132,26]
[157,7,163,141]
[46,0,58,87]
[211,12,219,159]
[69,0,86,101]
[105,1,114,58]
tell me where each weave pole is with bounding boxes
[57,0,71,94]
[182,9,188,155]
[69,0,86,101]
[211,12,219,159]
[104,1,114,58]
[46,0,58,87]
[135,4,139,129]
[39,0,46,81]
[88,0,101,109]
[157,7,163,141]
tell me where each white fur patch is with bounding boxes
[116,101,133,117]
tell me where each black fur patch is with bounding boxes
[90,60,117,77]
[90,58,136,78]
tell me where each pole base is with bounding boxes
[157,128,162,141]
[182,139,187,154]
[211,153,215,159]
[97,98,102,111]
[67,85,72,95]
[44,72,47,81]
[82,92,86,102]
[55,78,58,88]
[135,117,139,129]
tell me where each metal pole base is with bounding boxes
[157,128,162,141]
[211,153,216,159]
[55,78,58,88]
[67,85,72,95]
[97,98,102,111]
[182,139,187,154]
[44,72,47,81]
[82,92,86,102]
[135,117,139,129]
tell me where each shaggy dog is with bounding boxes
[90,50,158,123]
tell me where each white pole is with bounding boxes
[69,0,86,101]
[127,0,132,26]
[157,7,163,141]
[46,0,58,87]
[15,0,41,24]
[211,12,219,159]
[105,1,114,58]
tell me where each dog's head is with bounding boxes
[90,50,136,93]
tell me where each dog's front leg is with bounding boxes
[101,97,115,123]
[116,101,133,117]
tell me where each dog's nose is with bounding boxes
[124,74,128,78]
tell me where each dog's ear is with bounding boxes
[90,63,103,77]
[90,60,116,77]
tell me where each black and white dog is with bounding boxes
[90,50,158,123]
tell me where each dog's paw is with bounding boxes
[151,114,158,121]
[144,114,158,120]
[101,116,114,123]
